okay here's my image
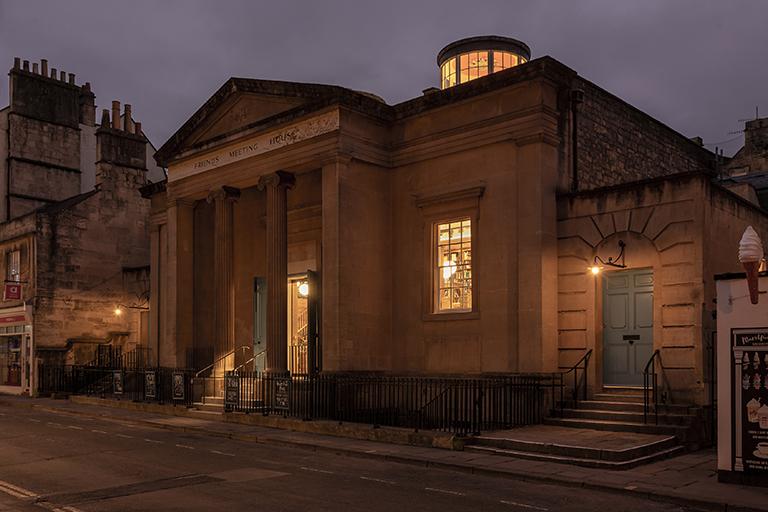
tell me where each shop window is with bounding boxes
[6,251,20,283]
[435,218,472,313]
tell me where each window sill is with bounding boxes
[423,311,479,322]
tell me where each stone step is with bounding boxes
[560,408,695,426]
[592,393,645,403]
[202,396,224,406]
[575,400,695,414]
[543,417,688,438]
[469,433,678,462]
[192,402,223,413]
[601,386,645,396]
[464,444,684,470]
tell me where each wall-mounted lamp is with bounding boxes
[113,307,123,316]
[590,240,627,274]
[298,281,309,298]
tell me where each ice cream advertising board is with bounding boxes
[733,328,768,473]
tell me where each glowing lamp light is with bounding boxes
[114,307,123,316]
[590,265,602,276]
[298,282,309,297]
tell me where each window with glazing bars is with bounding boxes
[435,219,472,312]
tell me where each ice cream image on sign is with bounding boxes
[739,226,764,304]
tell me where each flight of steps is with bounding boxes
[544,387,704,447]
[192,396,224,415]
[465,387,703,470]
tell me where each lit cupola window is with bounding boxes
[437,36,531,89]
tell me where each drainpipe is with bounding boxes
[571,88,584,192]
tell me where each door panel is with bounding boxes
[603,269,654,386]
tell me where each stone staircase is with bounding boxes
[465,387,703,470]
[544,387,704,446]
[192,395,224,415]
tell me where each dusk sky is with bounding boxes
[1,1,765,156]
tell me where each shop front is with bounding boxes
[0,306,32,395]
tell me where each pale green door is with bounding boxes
[603,269,654,386]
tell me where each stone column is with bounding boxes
[165,198,194,367]
[258,171,295,373]
[207,186,240,368]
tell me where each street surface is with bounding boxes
[0,403,706,511]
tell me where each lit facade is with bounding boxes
[145,38,767,409]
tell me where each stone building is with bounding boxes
[0,58,161,394]
[144,36,767,416]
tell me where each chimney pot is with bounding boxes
[124,104,134,133]
[13,57,20,69]
[32,63,39,74]
[101,109,110,128]
[134,122,142,137]
[111,100,121,130]
[22,60,29,72]
[68,73,75,85]
[59,70,65,81]
[41,59,48,76]
[51,67,57,79]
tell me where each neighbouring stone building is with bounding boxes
[144,35,767,416]
[0,58,163,394]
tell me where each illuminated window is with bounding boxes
[492,51,520,72]
[441,58,456,89]
[459,51,489,84]
[6,251,19,282]
[435,219,472,312]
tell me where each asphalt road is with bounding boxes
[0,403,705,512]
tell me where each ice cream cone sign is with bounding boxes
[738,226,764,304]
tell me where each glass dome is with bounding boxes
[437,36,531,90]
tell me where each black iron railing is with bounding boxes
[37,365,195,407]
[225,372,551,436]
[643,349,661,424]
[552,349,592,416]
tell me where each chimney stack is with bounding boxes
[13,57,20,70]
[50,67,57,79]
[101,108,110,128]
[111,100,121,130]
[59,70,65,81]
[41,59,48,76]
[22,60,29,72]
[32,62,38,74]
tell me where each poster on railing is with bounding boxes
[113,370,123,395]
[145,371,156,399]
[172,372,185,400]
[733,329,768,473]
[225,375,239,408]
[273,377,290,411]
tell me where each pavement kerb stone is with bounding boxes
[1,396,764,512]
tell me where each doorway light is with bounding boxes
[298,282,309,297]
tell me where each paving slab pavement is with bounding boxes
[1,395,766,512]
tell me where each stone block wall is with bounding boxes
[557,175,706,404]
[575,78,715,190]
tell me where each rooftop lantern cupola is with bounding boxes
[437,36,531,90]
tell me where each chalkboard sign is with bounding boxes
[225,375,240,409]
[113,370,123,395]
[145,371,156,399]
[172,372,185,401]
[733,328,768,473]
[273,377,290,411]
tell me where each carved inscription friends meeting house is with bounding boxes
[144,36,768,409]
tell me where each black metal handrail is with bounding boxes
[643,349,661,424]
[555,349,592,415]
[194,345,251,379]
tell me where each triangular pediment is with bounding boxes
[188,93,307,146]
